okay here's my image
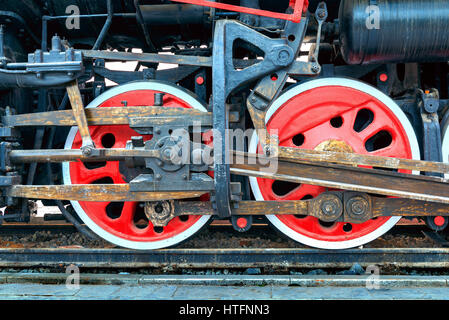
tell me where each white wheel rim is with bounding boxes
[63,81,211,250]
[249,77,420,249]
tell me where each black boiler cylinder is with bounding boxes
[339,0,449,64]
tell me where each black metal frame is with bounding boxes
[0,0,447,235]
[211,18,308,218]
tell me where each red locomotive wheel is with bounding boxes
[63,81,211,250]
[249,78,420,249]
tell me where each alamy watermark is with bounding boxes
[365,264,380,290]
[365,5,380,30]
[65,5,81,30]
[65,264,80,290]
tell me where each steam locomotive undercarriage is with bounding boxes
[0,0,449,250]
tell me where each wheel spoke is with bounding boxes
[111,202,139,235]
[120,202,137,225]
[76,161,119,184]
[341,108,360,130]
[357,120,386,142]
[280,185,323,201]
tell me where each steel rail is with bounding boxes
[0,248,447,268]
[5,273,449,288]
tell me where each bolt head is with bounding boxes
[81,146,93,156]
[270,46,293,67]
[321,200,337,215]
[163,148,172,159]
[347,197,369,216]
[351,201,367,215]
[278,49,290,63]
[263,145,271,156]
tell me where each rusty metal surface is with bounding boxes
[7,185,206,201]
[278,146,449,175]
[231,153,449,204]
[2,106,239,127]
[66,80,95,155]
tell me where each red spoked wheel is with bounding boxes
[63,81,211,250]
[249,78,420,249]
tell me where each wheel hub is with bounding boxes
[314,139,354,153]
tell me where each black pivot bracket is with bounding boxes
[212,19,303,218]
[418,88,442,177]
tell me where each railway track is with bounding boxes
[0,247,448,269]
[0,218,446,270]
[0,222,448,300]
[1,0,449,256]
